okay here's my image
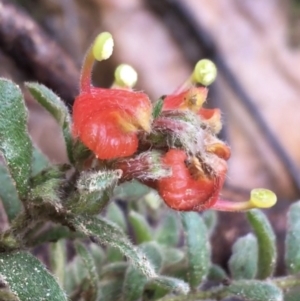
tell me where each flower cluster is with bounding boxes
[72,32,276,212]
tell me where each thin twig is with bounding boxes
[0,0,79,106]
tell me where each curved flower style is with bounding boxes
[72,33,152,160]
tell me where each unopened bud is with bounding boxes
[116,151,171,181]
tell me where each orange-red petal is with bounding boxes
[78,109,138,159]
[157,149,227,211]
[163,87,208,113]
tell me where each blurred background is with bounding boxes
[1,0,300,273]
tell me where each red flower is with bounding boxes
[157,149,227,211]
[162,87,222,133]
[73,88,152,160]
[72,32,152,160]
[163,87,207,113]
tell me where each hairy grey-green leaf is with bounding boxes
[141,242,163,273]
[113,180,150,201]
[106,246,124,262]
[285,201,300,274]
[0,251,67,301]
[155,212,180,246]
[89,243,105,275]
[72,215,157,279]
[64,256,87,295]
[123,240,184,301]
[202,210,218,236]
[98,279,123,301]
[25,82,73,163]
[181,212,211,289]
[31,146,49,177]
[160,247,185,268]
[106,202,127,231]
[29,225,83,247]
[227,280,283,301]
[129,210,153,244]
[75,242,99,301]
[122,242,162,301]
[143,281,169,301]
[247,209,277,279]
[151,276,190,295]
[69,170,122,215]
[0,164,22,221]
[99,262,128,279]
[50,240,66,287]
[0,79,32,197]
[122,265,147,301]
[229,233,258,280]
[208,264,228,281]
[31,177,63,202]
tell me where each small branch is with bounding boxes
[0,0,79,106]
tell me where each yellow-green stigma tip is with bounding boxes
[192,59,217,86]
[114,64,138,88]
[249,188,277,209]
[92,32,114,61]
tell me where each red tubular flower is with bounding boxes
[73,89,151,159]
[163,87,207,113]
[157,149,227,211]
[72,33,152,160]
[162,87,223,134]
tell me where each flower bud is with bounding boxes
[116,151,171,181]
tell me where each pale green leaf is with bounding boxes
[227,280,283,301]
[75,242,98,301]
[0,251,67,301]
[247,209,277,279]
[25,82,73,163]
[181,212,211,289]
[229,233,258,280]
[0,164,22,221]
[285,201,300,274]
[0,79,32,197]
[129,210,153,244]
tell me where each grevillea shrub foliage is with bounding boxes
[0,32,298,301]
